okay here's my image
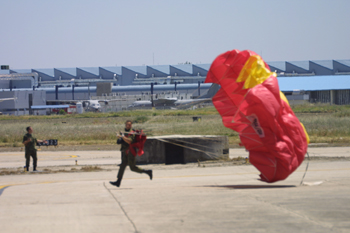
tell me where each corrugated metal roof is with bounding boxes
[78,67,99,76]
[10,69,32,74]
[8,59,350,78]
[335,60,350,66]
[194,64,211,70]
[100,66,122,75]
[148,65,170,75]
[171,64,193,74]
[267,61,286,72]
[5,60,350,90]
[32,69,54,77]
[287,61,309,70]
[124,66,147,75]
[56,68,77,76]
[311,60,333,70]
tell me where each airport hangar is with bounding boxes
[0,59,350,115]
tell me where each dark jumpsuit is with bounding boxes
[22,133,38,171]
[117,129,144,180]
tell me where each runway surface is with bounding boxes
[0,148,350,233]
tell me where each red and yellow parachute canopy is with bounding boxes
[206,49,309,183]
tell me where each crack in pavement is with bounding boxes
[103,182,139,233]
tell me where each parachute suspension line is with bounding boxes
[239,134,263,146]
[232,88,250,119]
[119,131,149,135]
[156,138,219,160]
[239,143,263,151]
[211,88,250,121]
[299,152,310,186]
[215,88,251,123]
[167,138,220,151]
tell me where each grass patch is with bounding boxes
[0,170,20,175]
[0,166,105,176]
[134,116,149,123]
[1,104,350,147]
[80,165,102,172]
[292,103,350,113]
[332,109,350,117]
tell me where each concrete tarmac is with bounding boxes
[0,147,350,233]
[1,146,349,169]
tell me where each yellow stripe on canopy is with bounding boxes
[237,55,276,89]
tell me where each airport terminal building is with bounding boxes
[0,59,350,115]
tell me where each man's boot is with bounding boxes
[144,170,153,180]
[110,179,121,187]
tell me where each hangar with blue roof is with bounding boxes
[1,59,350,114]
[2,59,349,85]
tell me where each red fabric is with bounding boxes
[206,49,308,182]
[128,130,147,157]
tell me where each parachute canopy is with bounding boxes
[206,50,309,183]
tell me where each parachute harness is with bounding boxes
[124,130,147,157]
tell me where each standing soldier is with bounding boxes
[22,126,47,172]
[110,120,152,187]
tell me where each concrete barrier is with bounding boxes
[136,135,229,165]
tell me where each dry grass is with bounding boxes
[80,165,103,172]
[296,113,350,143]
[1,105,350,147]
[0,113,237,147]
[0,165,104,176]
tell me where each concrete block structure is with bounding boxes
[136,135,229,165]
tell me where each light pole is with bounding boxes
[71,79,75,100]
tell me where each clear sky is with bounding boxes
[1,0,349,69]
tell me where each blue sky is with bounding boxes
[1,0,349,69]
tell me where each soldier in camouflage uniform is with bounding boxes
[22,126,47,172]
[110,120,152,187]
